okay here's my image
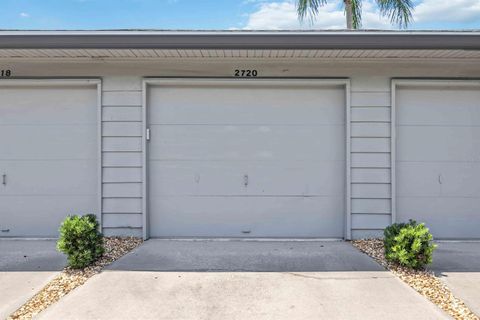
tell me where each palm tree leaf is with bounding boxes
[376,0,414,28]
[297,0,329,22]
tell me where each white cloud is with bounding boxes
[242,0,391,30]
[414,0,480,24]
[240,0,480,30]
[19,12,30,18]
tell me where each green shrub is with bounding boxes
[384,220,436,269]
[384,219,417,257]
[57,214,104,269]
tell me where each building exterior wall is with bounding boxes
[102,77,144,237]
[2,58,480,239]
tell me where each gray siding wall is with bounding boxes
[98,77,394,239]
[5,58,479,239]
[101,77,143,237]
[350,90,392,239]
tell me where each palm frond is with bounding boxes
[297,0,328,23]
[376,0,414,28]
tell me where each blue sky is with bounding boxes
[2,0,480,30]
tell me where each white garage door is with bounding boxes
[0,81,99,237]
[147,79,346,238]
[396,83,480,239]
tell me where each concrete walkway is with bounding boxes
[431,242,480,315]
[38,240,448,320]
[0,240,65,319]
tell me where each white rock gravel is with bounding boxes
[8,237,143,320]
[352,239,479,320]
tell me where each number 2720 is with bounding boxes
[234,69,258,77]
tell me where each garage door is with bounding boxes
[147,79,346,238]
[0,81,99,237]
[396,83,480,239]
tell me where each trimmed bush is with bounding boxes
[384,220,436,269]
[57,214,104,269]
[384,219,417,257]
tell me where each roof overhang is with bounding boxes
[1,31,480,50]
[1,31,480,60]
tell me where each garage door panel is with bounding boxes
[0,83,98,237]
[150,196,345,238]
[397,163,441,197]
[0,125,96,159]
[397,197,480,239]
[0,86,97,125]
[0,195,97,237]
[149,85,345,125]
[440,162,480,196]
[148,81,346,238]
[396,83,480,239]
[149,124,344,161]
[0,160,96,195]
[397,126,478,162]
[398,162,480,197]
[149,160,345,196]
[397,87,480,126]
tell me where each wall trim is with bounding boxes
[142,79,149,240]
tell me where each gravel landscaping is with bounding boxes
[352,239,479,320]
[8,237,143,320]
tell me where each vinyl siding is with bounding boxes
[101,77,143,237]
[350,91,392,239]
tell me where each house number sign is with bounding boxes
[234,69,258,77]
[1,69,12,77]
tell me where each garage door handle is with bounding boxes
[438,174,443,185]
[244,174,248,187]
[2,174,5,186]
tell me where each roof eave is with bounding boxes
[1,32,480,50]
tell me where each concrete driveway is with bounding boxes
[0,240,66,319]
[431,242,480,315]
[38,240,448,320]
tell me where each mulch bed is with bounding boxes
[352,239,479,320]
[8,237,143,320]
